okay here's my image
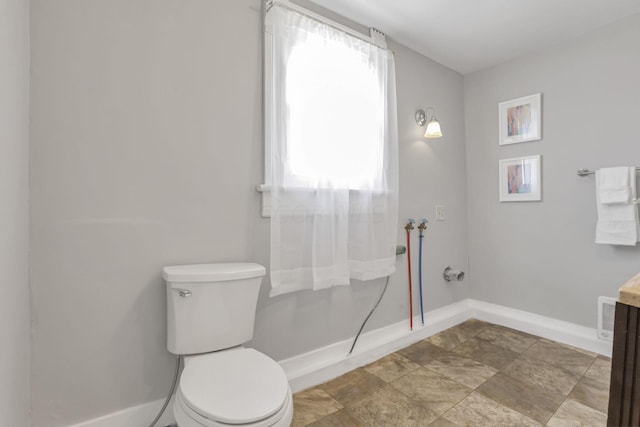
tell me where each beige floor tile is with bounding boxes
[292,388,343,427]
[397,340,457,366]
[583,357,611,385]
[502,355,581,397]
[567,376,610,414]
[523,340,596,375]
[424,354,498,389]
[306,409,365,427]
[454,318,490,335]
[452,336,520,370]
[390,368,472,415]
[476,372,563,424]
[442,391,541,427]
[546,399,607,427]
[428,416,459,427]
[539,338,598,357]
[347,385,439,427]
[426,324,478,350]
[475,324,538,353]
[294,324,611,427]
[319,368,387,407]
[363,352,421,382]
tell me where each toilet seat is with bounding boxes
[176,348,292,426]
[175,385,293,427]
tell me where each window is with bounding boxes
[284,33,384,189]
[264,1,399,296]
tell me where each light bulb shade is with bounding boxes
[424,117,443,138]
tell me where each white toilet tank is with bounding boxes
[164,263,266,355]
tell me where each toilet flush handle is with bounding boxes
[177,289,192,298]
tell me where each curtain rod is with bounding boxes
[266,0,387,49]
[577,167,640,176]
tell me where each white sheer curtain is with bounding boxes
[267,4,398,297]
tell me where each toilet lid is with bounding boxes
[179,348,290,424]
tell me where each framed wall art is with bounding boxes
[499,155,542,202]
[499,93,541,145]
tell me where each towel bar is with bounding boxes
[577,167,640,177]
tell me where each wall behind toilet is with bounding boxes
[29,0,468,425]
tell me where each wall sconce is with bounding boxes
[415,107,443,139]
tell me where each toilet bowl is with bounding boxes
[163,263,293,427]
[173,348,293,427]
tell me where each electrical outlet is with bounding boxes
[436,205,446,221]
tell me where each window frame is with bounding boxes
[259,0,387,217]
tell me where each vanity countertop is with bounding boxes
[619,272,640,308]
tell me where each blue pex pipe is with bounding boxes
[418,233,425,326]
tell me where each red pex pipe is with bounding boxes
[406,225,414,330]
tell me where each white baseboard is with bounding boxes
[468,299,613,357]
[68,396,176,427]
[280,299,472,393]
[70,298,612,426]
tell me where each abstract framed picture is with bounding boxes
[499,155,542,202]
[499,93,541,145]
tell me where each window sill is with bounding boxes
[258,184,392,219]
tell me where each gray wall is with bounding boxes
[30,0,467,425]
[0,0,30,425]
[464,14,640,328]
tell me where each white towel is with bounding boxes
[595,167,639,246]
[598,166,631,204]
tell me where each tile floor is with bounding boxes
[291,319,612,427]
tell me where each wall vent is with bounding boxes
[598,296,617,341]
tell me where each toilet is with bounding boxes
[164,263,293,427]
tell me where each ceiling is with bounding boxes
[309,0,640,74]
